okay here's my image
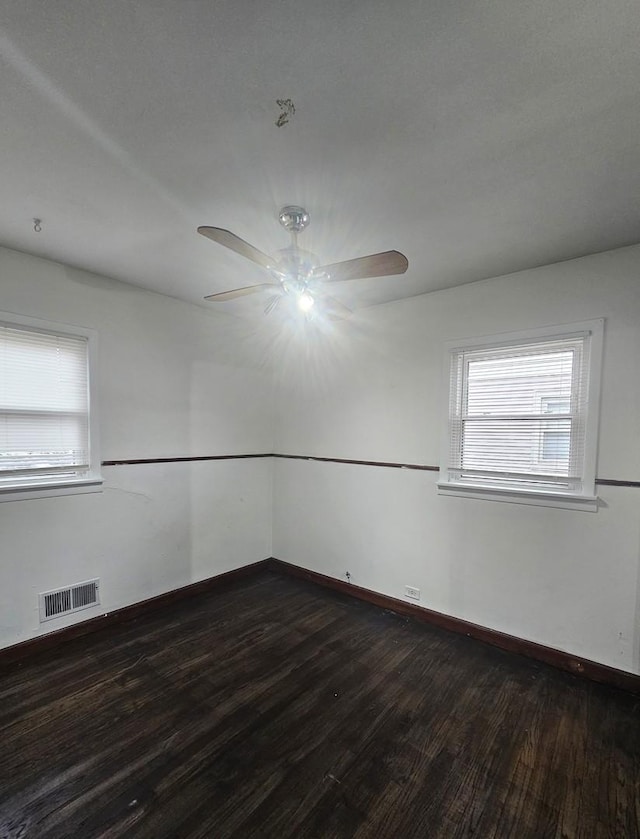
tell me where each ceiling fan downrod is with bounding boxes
[275,206,318,311]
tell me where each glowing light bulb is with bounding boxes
[298,291,314,312]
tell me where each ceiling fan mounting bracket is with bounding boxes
[278,205,310,234]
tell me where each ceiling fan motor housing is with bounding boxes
[273,247,322,293]
[278,205,310,233]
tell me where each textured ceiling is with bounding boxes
[1,0,639,316]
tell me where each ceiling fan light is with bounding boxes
[298,291,314,312]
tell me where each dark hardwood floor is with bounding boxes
[0,571,638,838]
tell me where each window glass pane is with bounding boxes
[0,413,89,472]
[466,350,574,417]
[542,430,571,461]
[541,397,571,414]
[0,327,87,412]
[462,417,572,476]
[461,348,576,478]
[0,323,90,480]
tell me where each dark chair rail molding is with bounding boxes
[102,453,639,486]
[2,558,639,697]
[102,453,272,466]
[272,453,440,471]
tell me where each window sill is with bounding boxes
[437,481,599,512]
[0,476,103,503]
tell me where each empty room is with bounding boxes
[1,1,639,837]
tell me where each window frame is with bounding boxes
[438,319,604,512]
[0,311,102,502]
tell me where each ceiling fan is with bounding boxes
[198,206,408,319]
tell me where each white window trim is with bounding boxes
[0,311,102,502]
[437,319,604,512]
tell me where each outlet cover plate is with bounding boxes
[405,585,420,601]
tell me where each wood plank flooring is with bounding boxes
[0,570,638,838]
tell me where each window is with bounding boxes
[438,320,604,511]
[0,312,101,501]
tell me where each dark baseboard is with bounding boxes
[0,559,272,670]
[268,558,640,696]
[4,555,639,696]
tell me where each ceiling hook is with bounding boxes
[33,218,42,233]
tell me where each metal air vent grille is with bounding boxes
[39,579,100,622]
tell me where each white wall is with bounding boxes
[272,244,640,674]
[0,246,273,649]
[3,241,639,675]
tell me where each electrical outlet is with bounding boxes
[405,585,420,601]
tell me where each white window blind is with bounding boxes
[0,324,90,484]
[439,321,603,508]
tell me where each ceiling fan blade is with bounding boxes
[322,295,353,321]
[318,250,408,283]
[197,227,274,270]
[204,283,279,302]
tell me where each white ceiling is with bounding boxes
[1,0,639,316]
